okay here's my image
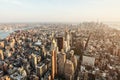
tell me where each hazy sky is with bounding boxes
[0,0,120,23]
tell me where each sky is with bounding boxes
[0,0,120,23]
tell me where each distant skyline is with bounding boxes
[0,0,120,23]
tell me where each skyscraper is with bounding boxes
[58,49,66,76]
[51,39,57,80]
[31,53,37,69]
[51,50,55,80]
[0,41,4,49]
[65,28,71,52]
[56,37,64,52]
[0,49,4,60]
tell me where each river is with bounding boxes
[0,26,34,39]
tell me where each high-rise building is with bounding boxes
[64,41,68,52]
[36,63,47,77]
[51,50,55,80]
[41,45,47,58]
[54,47,58,75]
[0,75,11,80]
[58,49,66,76]
[56,37,64,51]
[51,39,58,76]
[0,41,4,49]
[64,59,74,80]
[10,39,15,48]
[65,28,71,52]
[69,50,77,71]
[51,48,58,79]
[51,39,57,50]
[31,53,37,69]
[0,49,4,60]
[65,29,70,45]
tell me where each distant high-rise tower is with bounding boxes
[65,28,70,45]
[65,28,70,51]
[56,37,64,51]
